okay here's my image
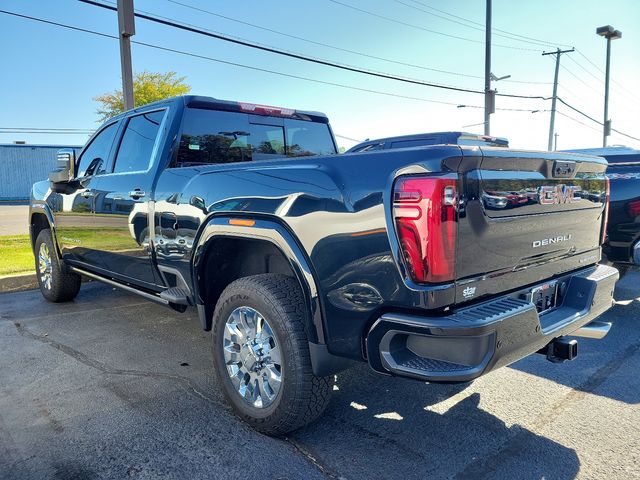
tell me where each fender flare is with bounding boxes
[29,202,61,256]
[191,215,326,345]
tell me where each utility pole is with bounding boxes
[597,25,622,147]
[554,132,559,151]
[542,47,574,151]
[484,0,493,135]
[118,0,135,111]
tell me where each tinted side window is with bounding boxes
[113,110,165,173]
[77,122,118,177]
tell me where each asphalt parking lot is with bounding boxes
[1,273,639,480]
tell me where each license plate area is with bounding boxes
[522,281,558,313]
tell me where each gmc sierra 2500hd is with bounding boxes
[31,96,617,435]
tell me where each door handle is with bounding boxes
[129,190,146,199]
[80,190,94,198]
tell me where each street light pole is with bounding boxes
[597,25,622,148]
[484,0,492,136]
[118,0,136,111]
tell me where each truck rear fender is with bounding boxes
[191,215,324,343]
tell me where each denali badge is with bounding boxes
[538,185,581,205]
[532,234,572,248]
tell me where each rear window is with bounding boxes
[174,108,336,167]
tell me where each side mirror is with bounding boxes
[49,148,76,183]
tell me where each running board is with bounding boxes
[159,287,191,305]
[69,266,169,306]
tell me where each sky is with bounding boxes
[1,0,639,151]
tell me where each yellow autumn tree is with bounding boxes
[93,71,191,122]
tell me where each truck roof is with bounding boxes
[109,95,330,124]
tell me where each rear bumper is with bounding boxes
[365,264,618,383]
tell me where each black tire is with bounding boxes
[34,229,81,302]
[211,274,332,435]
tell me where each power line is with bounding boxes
[77,0,485,95]
[7,6,636,142]
[555,110,603,134]
[77,0,547,100]
[165,0,487,81]
[0,9,462,107]
[556,97,640,142]
[398,0,639,103]
[565,54,603,84]
[557,97,602,125]
[392,0,557,49]
[556,109,640,145]
[403,0,574,49]
[164,0,549,85]
[574,49,640,104]
[325,0,541,52]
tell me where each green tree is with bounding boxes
[93,71,191,122]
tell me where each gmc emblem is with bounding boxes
[538,185,581,205]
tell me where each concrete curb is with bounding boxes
[0,273,37,293]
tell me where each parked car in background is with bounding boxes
[564,146,640,276]
[346,131,509,153]
[30,96,616,435]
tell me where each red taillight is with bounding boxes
[602,176,610,244]
[627,199,640,217]
[393,176,457,283]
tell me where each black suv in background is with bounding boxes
[346,131,509,153]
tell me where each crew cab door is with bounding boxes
[92,109,167,288]
[52,120,119,269]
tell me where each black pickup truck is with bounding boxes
[31,95,617,435]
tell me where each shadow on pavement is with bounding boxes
[292,364,580,480]
[509,270,640,405]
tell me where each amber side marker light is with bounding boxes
[229,218,256,227]
[351,228,387,237]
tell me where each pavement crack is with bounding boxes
[284,436,341,479]
[454,340,640,480]
[12,321,218,406]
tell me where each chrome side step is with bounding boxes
[571,321,612,340]
[69,266,169,306]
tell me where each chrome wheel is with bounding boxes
[38,242,53,290]
[223,306,282,408]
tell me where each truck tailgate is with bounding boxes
[455,148,608,303]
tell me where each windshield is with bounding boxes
[175,108,336,166]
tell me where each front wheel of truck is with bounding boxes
[34,229,81,303]
[211,274,332,435]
